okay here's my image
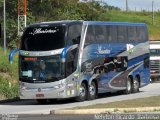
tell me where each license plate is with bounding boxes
[36,94,44,98]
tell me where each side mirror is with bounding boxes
[9,48,19,64]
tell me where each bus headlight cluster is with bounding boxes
[53,79,66,89]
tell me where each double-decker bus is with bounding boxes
[18,20,150,103]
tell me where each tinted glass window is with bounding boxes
[68,24,82,45]
[144,57,149,68]
[117,26,127,43]
[21,26,66,51]
[137,26,147,42]
[20,55,64,83]
[85,25,96,45]
[95,25,106,43]
[128,26,137,42]
[108,26,117,43]
[150,49,160,56]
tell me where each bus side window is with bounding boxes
[68,24,82,45]
[117,26,127,43]
[65,24,82,77]
[144,57,149,68]
[136,26,147,43]
[108,26,117,43]
[84,25,96,46]
[95,25,106,43]
[128,26,137,43]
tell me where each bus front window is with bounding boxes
[20,56,64,83]
[21,26,66,51]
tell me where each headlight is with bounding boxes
[53,79,66,89]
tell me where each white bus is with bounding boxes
[17,20,150,103]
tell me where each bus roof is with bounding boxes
[83,21,146,26]
[27,20,83,28]
[27,20,146,28]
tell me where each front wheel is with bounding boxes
[88,81,97,100]
[132,77,140,93]
[123,77,132,94]
[75,82,87,102]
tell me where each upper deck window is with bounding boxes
[136,26,148,42]
[128,26,137,42]
[21,26,66,51]
[108,26,118,43]
[67,24,82,45]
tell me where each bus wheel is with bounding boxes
[88,81,97,100]
[76,82,87,102]
[132,77,140,93]
[123,77,132,94]
[36,99,47,104]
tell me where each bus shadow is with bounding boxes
[1,91,144,106]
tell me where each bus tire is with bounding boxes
[76,82,87,102]
[88,81,97,100]
[132,77,140,93]
[36,99,47,104]
[123,77,132,94]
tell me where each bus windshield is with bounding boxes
[150,49,160,56]
[20,55,64,83]
[21,26,66,51]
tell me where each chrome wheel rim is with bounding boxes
[89,84,96,96]
[127,80,131,91]
[134,80,139,89]
[79,86,86,97]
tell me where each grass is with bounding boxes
[0,47,18,99]
[73,96,160,109]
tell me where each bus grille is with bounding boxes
[150,60,160,79]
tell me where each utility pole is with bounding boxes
[126,0,128,12]
[152,0,154,25]
[18,0,27,48]
[3,0,6,55]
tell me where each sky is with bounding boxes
[102,0,160,11]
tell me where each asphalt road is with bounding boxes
[2,113,160,120]
[2,114,95,120]
[0,83,160,115]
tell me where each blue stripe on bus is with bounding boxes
[84,21,146,26]
[128,53,149,67]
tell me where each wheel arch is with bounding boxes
[128,75,133,84]
[81,80,89,92]
[90,79,98,95]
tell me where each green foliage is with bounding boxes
[0,0,118,49]
[0,0,160,49]
[0,47,18,99]
[0,77,18,99]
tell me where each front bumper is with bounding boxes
[19,79,77,99]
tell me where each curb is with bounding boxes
[0,97,20,104]
[50,107,160,115]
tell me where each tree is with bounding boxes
[0,0,120,49]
